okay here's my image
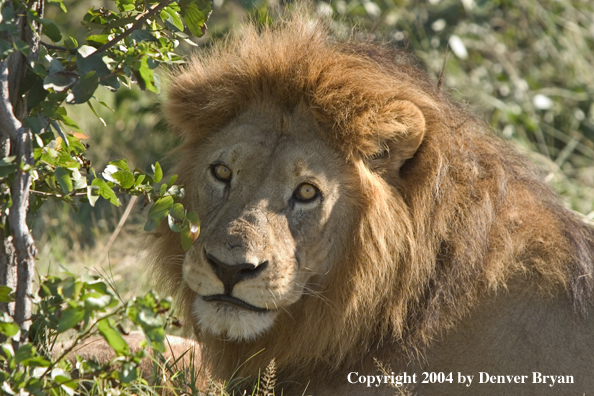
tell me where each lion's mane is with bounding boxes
[149,14,594,382]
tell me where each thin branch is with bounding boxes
[94,0,174,55]
[97,195,138,266]
[39,41,73,53]
[30,190,88,198]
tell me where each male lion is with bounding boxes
[150,14,594,396]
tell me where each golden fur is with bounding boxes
[149,13,594,395]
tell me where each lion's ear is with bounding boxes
[366,100,426,173]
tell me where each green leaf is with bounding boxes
[137,56,158,93]
[0,39,13,58]
[115,0,135,12]
[134,174,145,187]
[19,355,51,368]
[55,167,73,193]
[64,36,78,49]
[181,225,194,251]
[27,79,48,109]
[77,52,110,78]
[86,185,100,207]
[86,34,109,45]
[0,315,19,339]
[56,307,85,332]
[48,0,68,13]
[153,161,163,182]
[169,203,185,221]
[43,71,77,92]
[83,293,112,310]
[49,120,68,147]
[120,361,138,384]
[71,168,87,190]
[14,40,30,56]
[0,286,14,303]
[42,22,62,42]
[68,71,98,104]
[186,211,200,224]
[112,170,135,189]
[109,159,130,171]
[15,344,35,364]
[77,45,96,58]
[184,213,201,250]
[58,276,83,300]
[23,116,44,135]
[166,174,178,188]
[97,319,129,356]
[164,7,184,31]
[180,0,212,37]
[144,327,166,353]
[145,196,174,231]
[86,101,106,126]
[91,178,120,206]
[60,115,82,133]
[129,30,157,43]
[100,75,120,91]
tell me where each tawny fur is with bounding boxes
[148,13,594,395]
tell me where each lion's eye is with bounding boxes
[212,164,232,182]
[294,183,319,202]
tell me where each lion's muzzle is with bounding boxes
[205,251,269,295]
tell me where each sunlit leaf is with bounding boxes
[109,159,130,171]
[153,161,163,182]
[180,0,212,37]
[87,185,100,207]
[136,56,158,93]
[98,319,129,356]
[43,72,77,92]
[112,170,135,189]
[86,34,109,45]
[0,286,14,303]
[166,174,178,188]
[163,7,184,31]
[83,293,112,310]
[91,178,120,206]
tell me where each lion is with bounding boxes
[148,13,594,395]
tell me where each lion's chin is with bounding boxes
[192,297,277,341]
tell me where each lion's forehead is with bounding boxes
[201,119,344,186]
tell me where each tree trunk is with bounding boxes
[0,0,44,335]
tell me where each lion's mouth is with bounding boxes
[201,294,270,313]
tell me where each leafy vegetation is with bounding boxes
[0,0,592,395]
[1,274,177,395]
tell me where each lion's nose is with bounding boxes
[205,252,268,294]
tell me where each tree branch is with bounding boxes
[0,61,37,331]
[94,0,174,55]
[40,40,72,53]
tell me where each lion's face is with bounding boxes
[181,105,356,340]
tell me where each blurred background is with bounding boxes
[33,0,594,298]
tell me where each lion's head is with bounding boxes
[179,103,362,341]
[150,13,594,386]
